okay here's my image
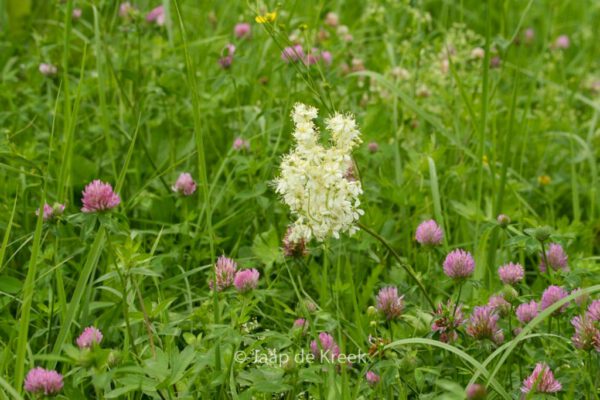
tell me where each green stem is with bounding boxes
[539,240,552,282]
[358,222,435,310]
[107,236,140,359]
[452,283,463,319]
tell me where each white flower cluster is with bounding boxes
[275,103,364,242]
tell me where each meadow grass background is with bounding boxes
[0,0,599,398]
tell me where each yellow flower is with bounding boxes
[538,175,551,185]
[482,155,489,166]
[255,11,277,24]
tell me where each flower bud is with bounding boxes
[496,214,510,228]
[501,285,519,302]
[367,306,378,319]
[533,226,552,242]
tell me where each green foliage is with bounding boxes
[0,0,599,398]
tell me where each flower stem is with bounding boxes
[358,222,435,310]
[539,240,553,282]
[452,283,463,319]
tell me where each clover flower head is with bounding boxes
[366,371,380,385]
[554,35,570,49]
[496,213,510,226]
[498,262,524,285]
[367,141,379,153]
[539,243,568,272]
[516,300,539,324]
[488,295,511,317]
[524,28,535,43]
[119,2,136,18]
[293,318,308,330]
[431,300,465,343]
[443,249,475,279]
[76,326,103,349]
[541,285,569,315]
[324,12,339,27]
[571,315,599,351]
[466,383,487,400]
[209,256,237,291]
[146,5,165,26]
[81,180,120,212]
[233,137,250,151]
[36,203,65,221]
[24,367,63,395]
[466,306,504,344]
[281,45,304,62]
[310,332,340,361]
[234,23,251,39]
[415,219,443,246]
[521,363,561,393]
[233,269,260,292]
[39,63,57,77]
[172,173,197,196]
[587,300,600,322]
[376,287,404,320]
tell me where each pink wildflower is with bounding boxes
[539,243,568,272]
[81,180,120,213]
[516,300,539,324]
[36,203,65,221]
[415,220,443,246]
[466,306,504,344]
[498,262,524,285]
[367,141,379,153]
[443,249,475,279]
[571,315,599,351]
[208,255,237,291]
[76,326,103,349]
[232,137,250,150]
[24,367,63,395]
[39,63,57,77]
[488,295,511,317]
[587,300,600,322]
[466,384,487,400]
[553,35,570,49]
[540,285,569,315]
[146,5,165,26]
[172,172,197,196]
[521,363,561,394]
[233,268,260,292]
[431,300,465,343]
[324,12,339,27]
[310,332,340,361]
[119,2,136,18]
[234,23,251,39]
[281,45,304,63]
[365,371,380,385]
[376,287,404,320]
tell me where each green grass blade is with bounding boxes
[427,157,447,246]
[14,195,45,391]
[384,338,510,399]
[115,113,141,194]
[0,195,17,273]
[0,374,24,400]
[47,226,106,369]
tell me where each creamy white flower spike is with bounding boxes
[274,103,364,242]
